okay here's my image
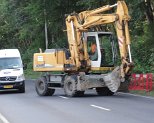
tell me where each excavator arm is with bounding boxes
[65,1,133,78]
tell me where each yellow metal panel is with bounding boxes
[91,67,114,71]
[57,50,66,64]
[34,65,64,72]
[33,52,65,72]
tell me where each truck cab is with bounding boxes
[0,49,25,93]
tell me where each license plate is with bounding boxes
[3,85,13,89]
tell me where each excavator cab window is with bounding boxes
[87,36,98,61]
[98,33,116,67]
[85,32,117,68]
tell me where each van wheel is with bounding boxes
[18,82,25,93]
[96,87,114,96]
[35,77,55,96]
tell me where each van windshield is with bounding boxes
[0,57,22,70]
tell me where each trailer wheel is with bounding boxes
[35,77,55,96]
[64,76,77,97]
[96,87,114,96]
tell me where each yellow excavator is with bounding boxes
[33,1,133,97]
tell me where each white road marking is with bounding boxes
[118,92,154,100]
[90,104,111,111]
[0,113,10,123]
[59,96,69,99]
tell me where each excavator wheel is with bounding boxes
[35,77,55,96]
[76,91,85,97]
[63,76,77,97]
[118,75,131,92]
[96,87,114,96]
[64,76,84,97]
[118,82,129,92]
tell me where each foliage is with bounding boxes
[132,23,154,73]
[0,0,153,78]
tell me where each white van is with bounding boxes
[0,49,25,93]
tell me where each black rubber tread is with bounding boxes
[76,91,85,97]
[96,87,114,96]
[63,75,78,97]
[118,82,129,92]
[118,75,131,92]
[35,77,55,96]
[18,82,25,93]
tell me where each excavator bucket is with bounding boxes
[103,66,121,92]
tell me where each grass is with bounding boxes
[130,90,154,97]
[24,69,42,80]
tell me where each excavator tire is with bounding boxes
[35,77,55,96]
[96,87,114,96]
[118,82,129,92]
[63,75,85,97]
[76,91,85,97]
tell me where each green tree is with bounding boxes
[0,0,153,74]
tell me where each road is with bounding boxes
[0,80,154,123]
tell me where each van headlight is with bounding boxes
[17,74,25,81]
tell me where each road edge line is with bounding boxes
[0,113,10,123]
[118,92,154,100]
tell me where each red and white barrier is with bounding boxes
[128,73,153,92]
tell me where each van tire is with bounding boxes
[18,82,25,93]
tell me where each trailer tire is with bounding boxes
[96,87,114,96]
[64,76,77,97]
[35,77,55,96]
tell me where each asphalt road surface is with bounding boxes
[0,80,154,123]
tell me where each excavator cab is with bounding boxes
[85,32,117,69]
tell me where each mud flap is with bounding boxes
[103,66,121,92]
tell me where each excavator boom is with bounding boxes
[65,0,133,78]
